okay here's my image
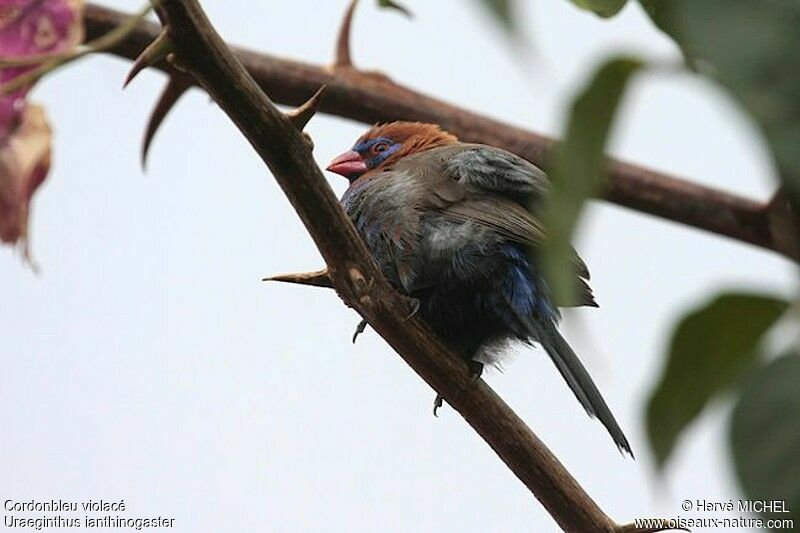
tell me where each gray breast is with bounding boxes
[341,172,425,291]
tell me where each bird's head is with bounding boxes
[326,121,458,181]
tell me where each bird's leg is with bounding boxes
[352,318,368,343]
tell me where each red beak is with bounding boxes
[326,150,367,179]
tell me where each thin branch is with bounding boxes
[82,3,797,262]
[151,0,652,530]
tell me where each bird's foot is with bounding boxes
[432,362,482,417]
[432,394,444,417]
[352,318,368,343]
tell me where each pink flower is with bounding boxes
[0,0,83,261]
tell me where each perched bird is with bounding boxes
[326,121,631,455]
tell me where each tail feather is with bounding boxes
[533,318,633,457]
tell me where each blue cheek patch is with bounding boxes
[372,143,402,167]
[353,137,402,168]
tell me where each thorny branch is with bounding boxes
[83,2,799,262]
[82,1,691,531]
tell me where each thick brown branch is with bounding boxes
[83,3,797,261]
[149,0,645,530]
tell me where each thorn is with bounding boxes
[124,29,173,88]
[352,318,368,343]
[334,0,359,68]
[262,269,333,288]
[286,86,326,131]
[141,75,192,169]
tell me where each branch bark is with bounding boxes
[139,0,669,530]
[82,2,797,261]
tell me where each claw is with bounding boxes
[404,297,420,320]
[432,394,444,417]
[432,362,481,417]
[352,318,368,343]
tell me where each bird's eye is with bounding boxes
[373,142,390,154]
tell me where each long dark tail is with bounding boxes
[533,318,633,456]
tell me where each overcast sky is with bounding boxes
[2,1,794,531]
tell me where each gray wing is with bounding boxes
[431,143,549,204]
[394,145,596,307]
[441,197,596,307]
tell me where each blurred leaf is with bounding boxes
[646,293,788,470]
[540,57,643,305]
[730,352,800,527]
[377,0,413,18]
[570,0,627,18]
[473,0,516,33]
[639,0,800,200]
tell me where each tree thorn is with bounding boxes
[124,28,173,88]
[262,269,333,288]
[286,86,326,131]
[141,74,192,169]
[334,0,359,68]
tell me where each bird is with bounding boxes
[326,121,632,456]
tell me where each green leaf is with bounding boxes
[639,0,800,199]
[646,293,788,470]
[473,0,516,33]
[570,0,628,18]
[540,57,643,305]
[730,352,800,527]
[377,0,413,18]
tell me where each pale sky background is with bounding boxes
[2,1,795,532]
